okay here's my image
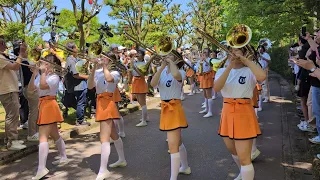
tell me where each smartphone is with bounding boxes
[302,26,307,37]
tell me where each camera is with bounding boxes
[98,22,114,37]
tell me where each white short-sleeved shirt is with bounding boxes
[65,56,87,91]
[196,57,211,73]
[215,67,256,98]
[94,68,120,94]
[132,61,145,76]
[158,67,186,100]
[259,53,271,69]
[34,74,60,97]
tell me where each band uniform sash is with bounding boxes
[160,99,188,131]
[219,98,261,139]
[113,87,121,103]
[96,92,120,121]
[38,96,63,125]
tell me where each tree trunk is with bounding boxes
[78,22,85,51]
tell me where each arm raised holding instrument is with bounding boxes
[150,59,166,87]
[88,60,98,90]
[102,58,114,83]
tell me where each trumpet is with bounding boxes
[124,32,193,76]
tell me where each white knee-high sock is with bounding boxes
[208,99,213,114]
[55,137,67,159]
[170,153,180,180]
[255,108,258,117]
[258,95,262,108]
[114,138,126,162]
[141,105,147,122]
[37,142,49,173]
[116,116,125,134]
[98,142,111,174]
[241,164,254,180]
[232,155,241,170]
[204,98,209,111]
[179,143,189,170]
[191,83,195,93]
[252,138,257,153]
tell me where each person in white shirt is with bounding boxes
[128,49,148,127]
[197,48,214,118]
[151,50,191,180]
[29,54,68,180]
[214,47,266,180]
[88,52,127,180]
[258,45,271,102]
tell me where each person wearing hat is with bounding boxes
[128,48,149,127]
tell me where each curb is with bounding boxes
[272,71,313,180]
[0,98,160,166]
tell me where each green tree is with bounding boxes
[188,0,224,50]
[69,0,104,50]
[105,0,172,48]
[0,0,53,42]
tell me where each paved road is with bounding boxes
[0,76,285,180]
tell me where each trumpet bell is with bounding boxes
[157,36,173,56]
[134,62,149,76]
[211,57,227,72]
[226,24,252,49]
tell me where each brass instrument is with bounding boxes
[195,24,254,70]
[197,61,203,74]
[0,51,67,76]
[88,41,127,74]
[124,32,193,76]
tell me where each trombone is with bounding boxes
[0,51,68,76]
[124,32,194,76]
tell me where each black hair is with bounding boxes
[202,48,212,56]
[172,49,184,69]
[13,40,23,56]
[257,45,266,52]
[44,54,62,67]
[137,48,146,57]
[299,36,307,44]
[102,51,118,61]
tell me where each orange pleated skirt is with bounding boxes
[196,72,202,82]
[200,71,214,89]
[113,87,121,103]
[186,68,195,77]
[252,86,259,108]
[218,98,261,140]
[160,99,188,131]
[131,76,148,94]
[96,92,120,121]
[37,96,63,125]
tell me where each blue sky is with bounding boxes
[43,0,190,40]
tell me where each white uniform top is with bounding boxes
[258,52,271,70]
[94,68,120,94]
[196,57,211,73]
[34,73,60,97]
[215,67,256,98]
[158,67,186,100]
[132,61,146,76]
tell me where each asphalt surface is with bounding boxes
[0,79,285,180]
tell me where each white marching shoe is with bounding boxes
[109,160,127,168]
[32,168,49,180]
[203,112,213,118]
[179,167,192,175]
[96,171,111,180]
[199,109,207,114]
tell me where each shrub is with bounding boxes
[269,46,293,81]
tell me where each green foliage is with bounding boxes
[0,22,26,41]
[269,46,292,79]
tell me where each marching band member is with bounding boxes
[151,50,191,180]
[184,52,196,96]
[29,54,69,180]
[257,45,271,102]
[87,52,127,180]
[113,85,125,138]
[198,48,214,118]
[129,49,148,127]
[214,47,266,180]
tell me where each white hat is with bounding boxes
[118,45,126,51]
[130,49,137,54]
